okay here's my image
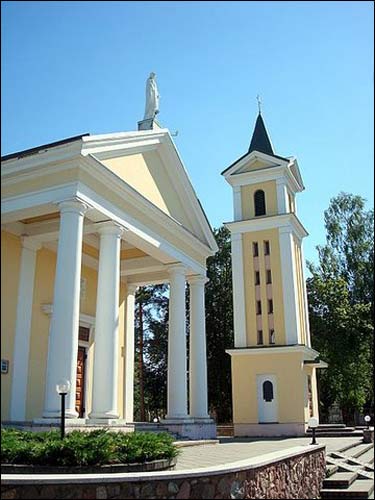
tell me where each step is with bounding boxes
[320,480,374,499]
[351,444,374,460]
[327,464,340,477]
[323,472,358,489]
[307,426,356,432]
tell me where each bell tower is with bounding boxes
[223,110,326,436]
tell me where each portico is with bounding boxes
[1,129,218,439]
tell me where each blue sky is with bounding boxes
[1,1,373,267]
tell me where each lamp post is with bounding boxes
[364,415,371,429]
[56,379,71,439]
[308,417,319,445]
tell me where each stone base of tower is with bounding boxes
[234,422,307,437]
[227,345,327,438]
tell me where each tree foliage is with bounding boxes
[307,192,374,423]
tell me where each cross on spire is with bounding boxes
[256,95,262,115]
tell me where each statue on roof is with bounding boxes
[143,72,160,120]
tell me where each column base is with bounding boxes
[160,418,217,440]
[42,409,78,419]
[88,411,119,420]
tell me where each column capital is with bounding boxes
[231,232,243,242]
[126,283,138,295]
[58,198,89,216]
[20,236,42,252]
[97,221,124,237]
[167,263,186,277]
[187,275,209,286]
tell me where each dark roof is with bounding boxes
[1,133,90,162]
[248,113,274,155]
[221,113,289,176]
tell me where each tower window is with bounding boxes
[266,270,272,284]
[254,190,266,216]
[268,299,274,314]
[253,242,259,257]
[255,271,260,285]
[263,381,274,402]
[257,330,263,345]
[264,241,270,255]
[269,329,275,344]
[256,300,262,315]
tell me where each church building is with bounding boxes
[1,81,218,439]
[223,111,327,436]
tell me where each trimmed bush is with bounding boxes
[1,428,179,466]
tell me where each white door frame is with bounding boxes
[256,374,278,423]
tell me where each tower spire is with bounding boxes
[248,103,274,155]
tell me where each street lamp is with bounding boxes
[364,415,371,429]
[56,379,71,439]
[308,417,319,445]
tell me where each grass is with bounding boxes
[1,428,179,467]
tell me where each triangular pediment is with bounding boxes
[222,150,289,178]
[81,131,218,253]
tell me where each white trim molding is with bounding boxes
[230,233,247,348]
[225,212,308,241]
[226,345,320,360]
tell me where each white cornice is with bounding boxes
[225,164,303,193]
[224,213,308,240]
[222,151,290,178]
[226,345,320,359]
[80,154,216,257]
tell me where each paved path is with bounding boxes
[174,436,363,470]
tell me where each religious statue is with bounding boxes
[143,72,160,120]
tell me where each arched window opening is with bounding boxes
[254,190,266,216]
[263,381,274,402]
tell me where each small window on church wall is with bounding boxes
[254,190,266,216]
[253,242,259,257]
[257,330,263,345]
[269,329,275,344]
[264,241,270,255]
[266,270,272,284]
[263,381,274,402]
[255,271,260,285]
[256,300,262,315]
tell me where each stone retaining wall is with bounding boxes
[1,445,325,499]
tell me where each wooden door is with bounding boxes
[75,346,86,418]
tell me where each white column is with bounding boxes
[10,237,41,421]
[43,199,87,418]
[231,232,247,347]
[279,227,301,345]
[165,264,188,420]
[299,241,311,347]
[89,222,123,420]
[188,275,209,419]
[233,186,242,221]
[276,178,289,214]
[124,284,136,423]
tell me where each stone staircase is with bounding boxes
[306,424,364,437]
[320,440,374,499]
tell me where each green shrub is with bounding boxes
[1,428,179,466]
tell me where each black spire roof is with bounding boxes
[248,113,274,155]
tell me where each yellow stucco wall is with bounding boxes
[231,351,307,424]
[102,152,196,237]
[1,230,128,421]
[242,229,286,346]
[1,231,22,420]
[241,180,278,220]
